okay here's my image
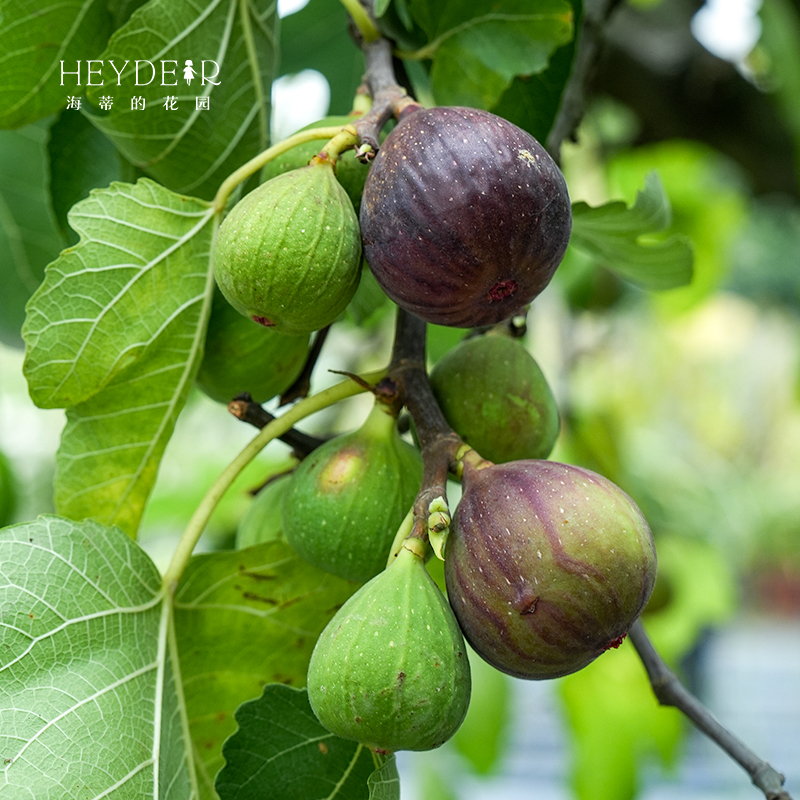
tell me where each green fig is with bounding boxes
[307,542,471,752]
[262,115,371,212]
[197,289,310,405]
[235,472,292,549]
[213,159,362,336]
[430,333,559,462]
[281,402,423,582]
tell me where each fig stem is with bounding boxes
[629,619,793,800]
[388,309,465,550]
[212,125,348,213]
[161,367,387,593]
[338,0,381,43]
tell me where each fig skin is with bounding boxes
[429,333,559,463]
[235,472,292,549]
[196,289,309,405]
[281,403,423,582]
[359,106,571,327]
[307,543,471,752]
[212,160,362,335]
[444,459,656,680]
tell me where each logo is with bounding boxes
[60,59,221,113]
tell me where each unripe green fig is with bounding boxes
[236,472,292,549]
[281,402,423,582]
[445,459,656,680]
[429,333,559,462]
[307,542,471,752]
[213,159,362,335]
[262,116,371,212]
[196,289,310,404]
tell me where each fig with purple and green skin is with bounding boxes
[281,402,423,582]
[359,106,571,328]
[307,541,471,752]
[429,333,560,463]
[444,459,656,680]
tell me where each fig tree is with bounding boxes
[213,159,362,335]
[235,472,292,549]
[429,333,559,462]
[307,541,471,752]
[359,106,571,327]
[281,402,423,582]
[444,459,656,680]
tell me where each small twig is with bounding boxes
[629,619,793,800]
[227,393,327,456]
[547,0,626,161]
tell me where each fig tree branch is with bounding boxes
[629,620,793,800]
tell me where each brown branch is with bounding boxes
[279,325,330,406]
[227,393,327,457]
[629,619,793,800]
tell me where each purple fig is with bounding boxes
[444,459,656,679]
[359,106,571,327]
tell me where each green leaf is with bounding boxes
[489,0,581,143]
[83,0,278,199]
[0,123,66,347]
[47,109,127,244]
[216,684,395,800]
[403,0,573,109]
[22,178,215,536]
[279,0,365,116]
[173,542,359,800]
[569,172,695,290]
[367,757,400,800]
[0,0,113,129]
[23,178,214,410]
[0,515,196,798]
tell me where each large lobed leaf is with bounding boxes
[0,516,195,799]
[83,0,278,200]
[174,542,359,800]
[569,172,695,291]
[22,178,215,537]
[216,684,399,800]
[402,0,574,110]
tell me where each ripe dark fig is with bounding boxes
[281,402,423,582]
[429,333,559,463]
[307,541,471,752]
[196,289,309,405]
[444,459,656,680]
[261,115,371,212]
[359,106,571,327]
[213,159,362,335]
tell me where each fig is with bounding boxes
[429,333,559,463]
[235,472,292,549]
[262,116,371,212]
[359,106,571,327]
[307,542,471,752]
[196,289,309,404]
[281,402,423,582]
[212,159,362,335]
[444,459,656,680]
